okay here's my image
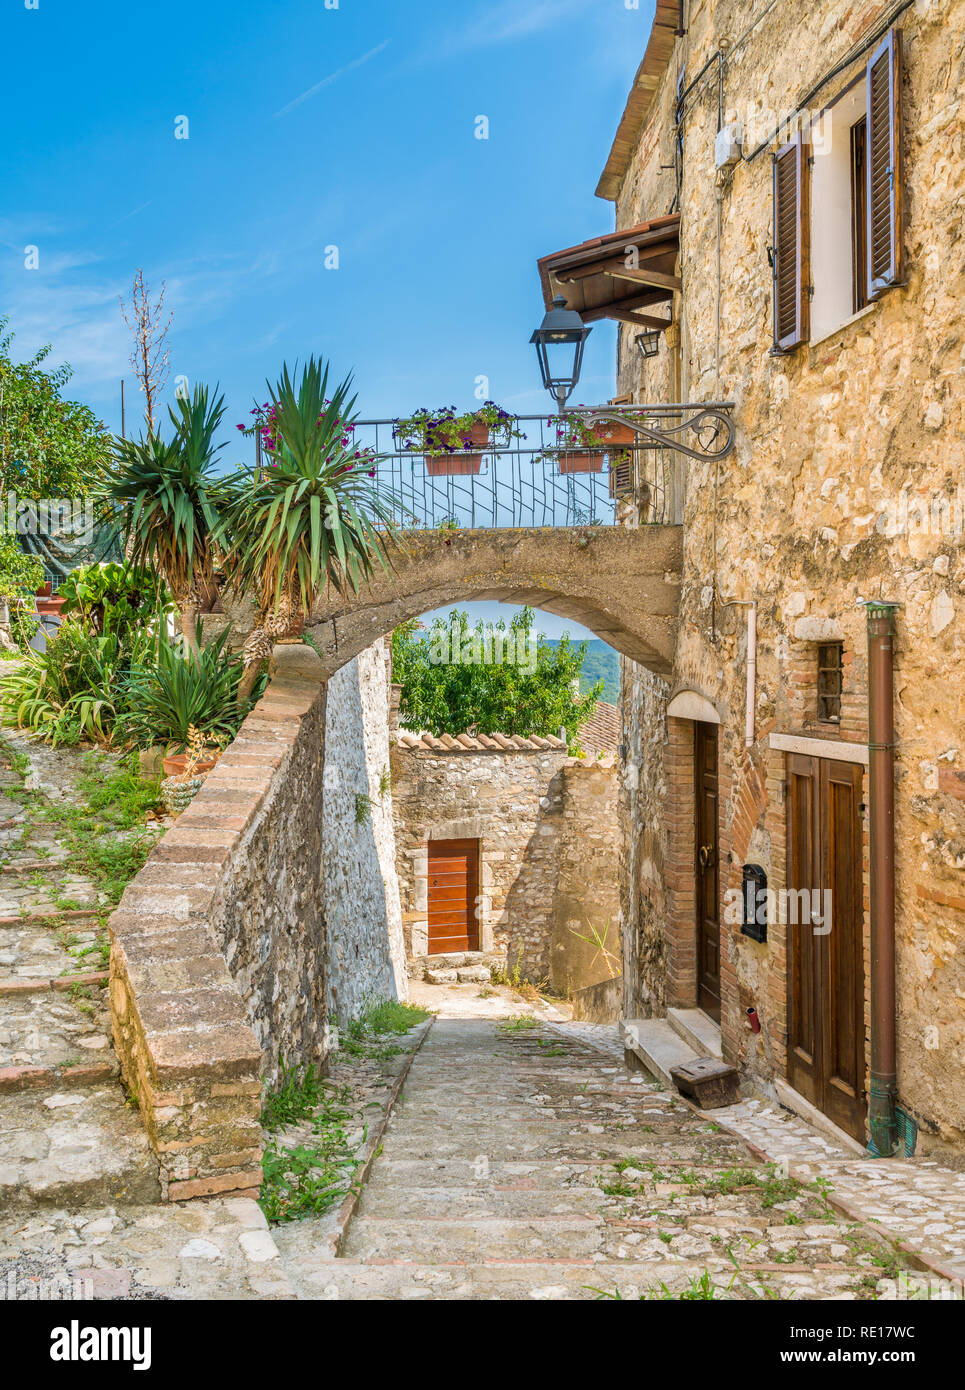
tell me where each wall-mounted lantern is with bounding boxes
[635,329,661,359]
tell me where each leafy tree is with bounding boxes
[391,606,601,745]
[0,315,111,500]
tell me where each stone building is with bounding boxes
[390,731,621,999]
[538,0,964,1153]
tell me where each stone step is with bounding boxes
[355,1184,610,1220]
[667,1007,723,1060]
[342,1215,608,1263]
[0,980,113,1070]
[0,1086,160,1208]
[620,1017,700,1088]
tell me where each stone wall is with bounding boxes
[391,740,620,988]
[110,641,409,1201]
[608,0,965,1146]
[550,759,622,996]
[323,639,406,1028]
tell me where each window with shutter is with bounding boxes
[772,133,810,352]
[866,28,903,298]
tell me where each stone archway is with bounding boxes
[304,525,682,680]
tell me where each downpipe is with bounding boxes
[864,601,916,1157]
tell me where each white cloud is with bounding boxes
[432,0,596,56]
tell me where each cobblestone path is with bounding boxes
[273,1015,912,1299]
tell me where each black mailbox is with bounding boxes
[741,863,767,943]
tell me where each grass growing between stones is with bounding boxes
[259,1069,364,1224]
[0,740,162,906]
[338,998,433,1060]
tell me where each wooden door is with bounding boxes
[786,754,866,1141]
[695,723,721,1021]
[427,838,479,954]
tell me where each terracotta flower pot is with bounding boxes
[593,420,637,448]
[162,751,219,778]
[425,422,489,476]
[35,595,67,616]
[558,451,605,474]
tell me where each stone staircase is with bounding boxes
[0,743,160,1209]
[272,1017,882,1300]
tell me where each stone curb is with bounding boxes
[311,1018,435,1261]
[0,1061,116,1093]
[0,908,102,926]
[0,970,108,996]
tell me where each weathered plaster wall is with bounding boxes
[323,639,406,1028]
[611,0,965,1145]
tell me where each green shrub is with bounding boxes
[57,562,171,639]
[0,620,152,746]
[119,624,248,751]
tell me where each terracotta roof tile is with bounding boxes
[395,729,568,753]
[576,701,621,759]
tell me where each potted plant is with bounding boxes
[160,726,221,816]
[540,412,640,474]
[394,403,521,476]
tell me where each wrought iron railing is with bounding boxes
[350,403,734,530]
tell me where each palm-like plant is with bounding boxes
[220,358,396,704]
[98,384,232,656]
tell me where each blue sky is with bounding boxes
[3,0,654,637]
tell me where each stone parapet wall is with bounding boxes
[109,646,329,1201]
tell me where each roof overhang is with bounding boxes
[596,1,680,202]
[536,215,680,332]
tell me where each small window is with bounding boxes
[817,644,843,724]
[850,117,868,313]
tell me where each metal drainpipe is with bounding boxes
[865,600,899,1157]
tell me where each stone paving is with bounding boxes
[548,1019,965,1282]
[271,1004,919,1300]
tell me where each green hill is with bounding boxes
[543,637,620,705]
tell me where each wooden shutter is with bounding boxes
[866,28,903,298]
[772,132,810,351]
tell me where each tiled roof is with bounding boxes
[395,731,567,753]
[575,701,621,759]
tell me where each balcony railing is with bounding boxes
[350,403,734,531]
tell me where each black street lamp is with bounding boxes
[530,295,592,411]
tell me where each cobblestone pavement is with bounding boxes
[549,1020,965,1283]
[271,1005,920,1300]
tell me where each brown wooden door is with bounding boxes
[427,839,479,954]
[695,723,721,1021]
[786,754,866,1141]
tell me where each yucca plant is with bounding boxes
[220,358,397,705]
[120,624,249,750]
[97,384,234,656]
